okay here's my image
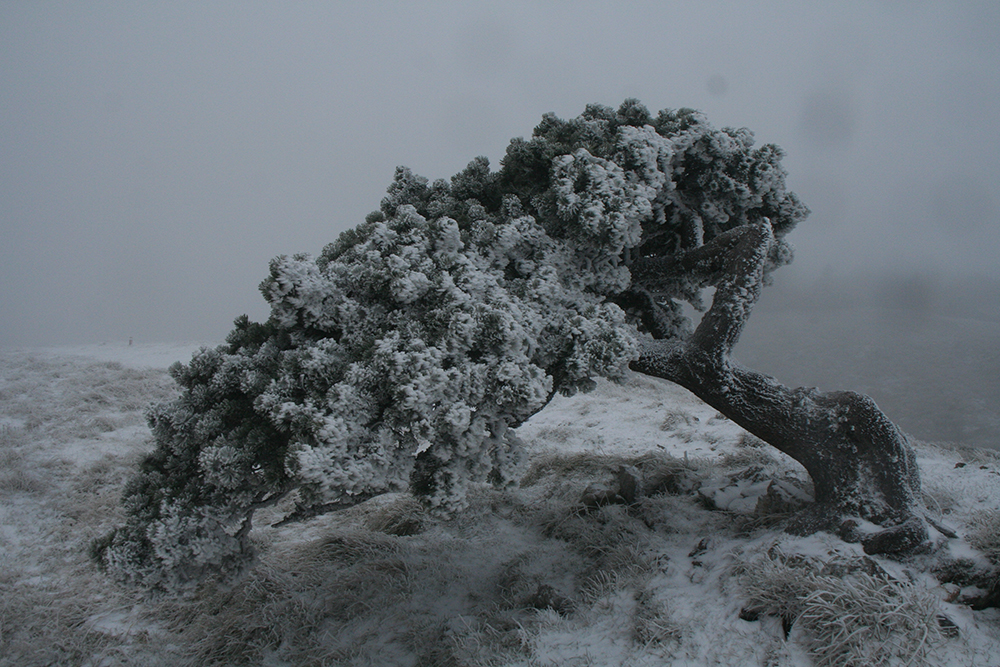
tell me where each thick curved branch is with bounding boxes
[272,490,385,527]
[629,224,754,293]
[629,221,926,552]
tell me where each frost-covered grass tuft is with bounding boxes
[361,494,427,536]
[799,573,942,667]
[0,425,47,495]
[632,585,681,649]
[446,613,535,667]
[966,510,1000,565]
[151,528,419,666]
[735,544,944,667]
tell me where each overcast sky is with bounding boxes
[2,1,998,346]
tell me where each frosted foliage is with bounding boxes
[102,494,256,591]
[614,125,673,191]
[262,205,639,512]
[550,149,649,291]
[146,502,252,589]
[670,124,799,237]
[97,100,806,591]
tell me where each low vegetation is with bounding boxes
[2,349,999,665]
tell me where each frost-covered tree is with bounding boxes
[94,101,926,591]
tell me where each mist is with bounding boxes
[2,1,997,347]
[2,0,999,451]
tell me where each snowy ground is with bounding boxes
[1,344,999,666]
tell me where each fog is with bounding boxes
[2,1,998,348]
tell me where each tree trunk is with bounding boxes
[629,221,927,554]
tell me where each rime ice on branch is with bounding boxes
[94,100,924,591]
[628,221,926,554]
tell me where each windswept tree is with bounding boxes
[94,101,926,592]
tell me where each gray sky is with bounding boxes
[2,1,998,346]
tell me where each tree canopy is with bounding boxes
[94,100,813,591]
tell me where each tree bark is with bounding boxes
[628,221,927,554]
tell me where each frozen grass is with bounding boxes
[0,425,46,495]
[798,574,941,667]
[0,566,173,667]
[153,534,416,666]
[2,348,999,666]
[734,544,944,667]
[966,510,1000,565]
[632,585,682,649]
[0,352,183,667]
